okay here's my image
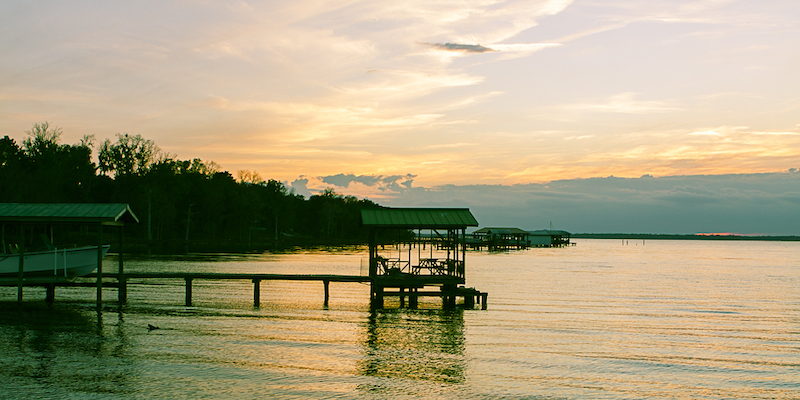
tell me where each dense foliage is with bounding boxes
[1,123,381,252]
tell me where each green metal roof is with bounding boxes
[361,208,478,228]
[527,229,571,236]
[0,203,139,224]
[473,227,529,235]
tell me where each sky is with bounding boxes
[2,0,799,234]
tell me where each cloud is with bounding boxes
[360,171,800,235]
[290,177,310,197]
[299,173,420,199]
[321,173,382,188]
[424,42,495,53]
[559,93,681,114]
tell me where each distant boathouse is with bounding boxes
[470,227,572,250]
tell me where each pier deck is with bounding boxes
[1,272,486,309]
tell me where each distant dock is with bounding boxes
[466,227,573,250]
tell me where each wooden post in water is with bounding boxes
[185,278,193,306]
[96,225,103,310]
[323,279,330,307]
[481,293,488,310]
[253,279,261,307]
[464,293,475,309]
[46,283,55,303]
[374,285,384,309]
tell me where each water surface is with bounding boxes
[1,240,798,398]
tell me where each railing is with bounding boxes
[375,257,410,275]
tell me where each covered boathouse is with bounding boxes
[361,207,487,309]
[470,227,572,249]
[0,203,138,306]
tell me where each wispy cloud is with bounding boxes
[292,173,419,199]
[424,42,495,53]
[558,93,681,114]
[1,0,798,192]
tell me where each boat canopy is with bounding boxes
[0,203,139,226]
[361,208,478,229]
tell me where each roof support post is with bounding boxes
[96,224,103,310]
[368,228,377,302]
[17,225,25,303]
[118,225,127,304]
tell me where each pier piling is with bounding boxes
[253,279,261,307]
[323,279,330,306]
[185,278,193,307]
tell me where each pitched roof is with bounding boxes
[473,227,529,235]
[361,208,478,228]
[0,203,139,224]
[527,229,571,236]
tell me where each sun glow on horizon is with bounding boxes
[1,0,799,200]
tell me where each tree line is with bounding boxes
[0,122,381,252]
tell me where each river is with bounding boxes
[1,239,798,399]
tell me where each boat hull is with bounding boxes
[0,245,111,280]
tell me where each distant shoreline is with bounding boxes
[572,233,800,241]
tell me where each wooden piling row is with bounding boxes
[6,272,488,310]
[372,286,487,309]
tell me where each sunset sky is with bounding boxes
[2,0,799,234]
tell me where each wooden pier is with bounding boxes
[2,204,489,310]
[1,272,487,309]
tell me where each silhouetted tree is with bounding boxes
[98,133,162,177]
[4,123,385,251]
[1,122,97,203]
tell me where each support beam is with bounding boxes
[368,228,377,303]
[118,225,127,304]
[323,279,330,306]
[17,228,25,303]
[409,288,418,309]
[253,279,261,307]
[185,278,193,307]
[372,285,384,309]
[46,283,55,303]
[464,293,474,309]
[96,225,103,310]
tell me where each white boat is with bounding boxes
[0,245,110,280]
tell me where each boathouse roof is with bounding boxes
[527,229,571,236]
[473,227,529,235]
[361,208,478,228]
[0,203,139,225]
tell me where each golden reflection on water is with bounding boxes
[359,309,466,386]
[0,303,138,397]
[1,241,798,399]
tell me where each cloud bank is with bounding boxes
[424,43,496,53]
[294,170,800,235]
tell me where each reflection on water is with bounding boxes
[0,241,798,399]
[0,303,137,397]
[360,309,466,388]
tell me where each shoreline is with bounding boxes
[572,233,800,241]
